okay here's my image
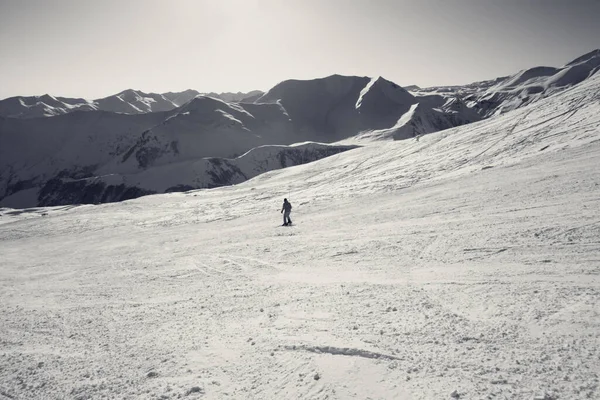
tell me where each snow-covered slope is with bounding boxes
[467,50,600,116]
[94,89,178,114]
[0,94,97,118]
[354,94,482,142]
[162,90,265,107]
[111,96,295,171]
[162,89,201,107]
[0,111,168,205]
[0,90,178,118]
[0,60,598,400]
[205,90,264,103]
[408,76,509,98]
[257,75,425,141]
[353,102,470,142]
[35,142,357,206]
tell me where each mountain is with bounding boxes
[162,90,265,106]
[35,142,357,207]
[1,57,598,400]
[257,75,434,141]
[162,89,201,106]
[94,89,178,114]
[0,94,97,118]
[1,74,480,208]
[0,89,263,119]
[239,91,264,103]
[0,110,169,206]
[0,92,357,208]
[1,50,598,209]
[204,90,264,103]
[413,48,600,117]
[353,98,480,141]
[0,89,178,118]
[107,96,295,173]
[408,76,509,98]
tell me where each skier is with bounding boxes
[281,198,292,226]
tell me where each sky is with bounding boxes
[0,0,599,99]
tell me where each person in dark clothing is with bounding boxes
[281,198,292,226]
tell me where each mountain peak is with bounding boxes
[566,49,600,66]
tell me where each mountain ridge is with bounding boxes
[0,89,265,119]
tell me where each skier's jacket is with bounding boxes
[282,201,292,212]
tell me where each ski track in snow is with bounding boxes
[0,74,600,399]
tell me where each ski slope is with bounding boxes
[0,70,599,399]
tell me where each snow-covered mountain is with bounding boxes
[0,89,264,118]
[256,75,418,140]
[161,89,201,107]
[1,50,598,209]
[353,99,480,142]
[162,90,265,107]
[0,74,478,208]
[94,90,178,114]
[0,94,98,118]
[35,142,357,206]
[0,90,179,118]
[204,90,264,103]
[0,110,168,206]
[0,92,359,208]
[468,49,600,116]
[1,55,598,400]
[412,49,600,117]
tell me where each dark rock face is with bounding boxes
[57,165,97,180]
[276,147,347,168]
[206,158,248,188]
[121,130,169,169]
[5,178,37,198]
[165,184,195,193]
[37,178,155,207]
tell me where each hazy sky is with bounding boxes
[0,0,599,99]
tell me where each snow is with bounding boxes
[71,142,358,194]
[0,110,168,201]
[1,63,599,399]
[1,75,478,209]
[410,49,600,119]
[352,103,421,141]
[255,74,425,141]
[355,76,378,109]
[0,90,265,119]
[0,71,494,209]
